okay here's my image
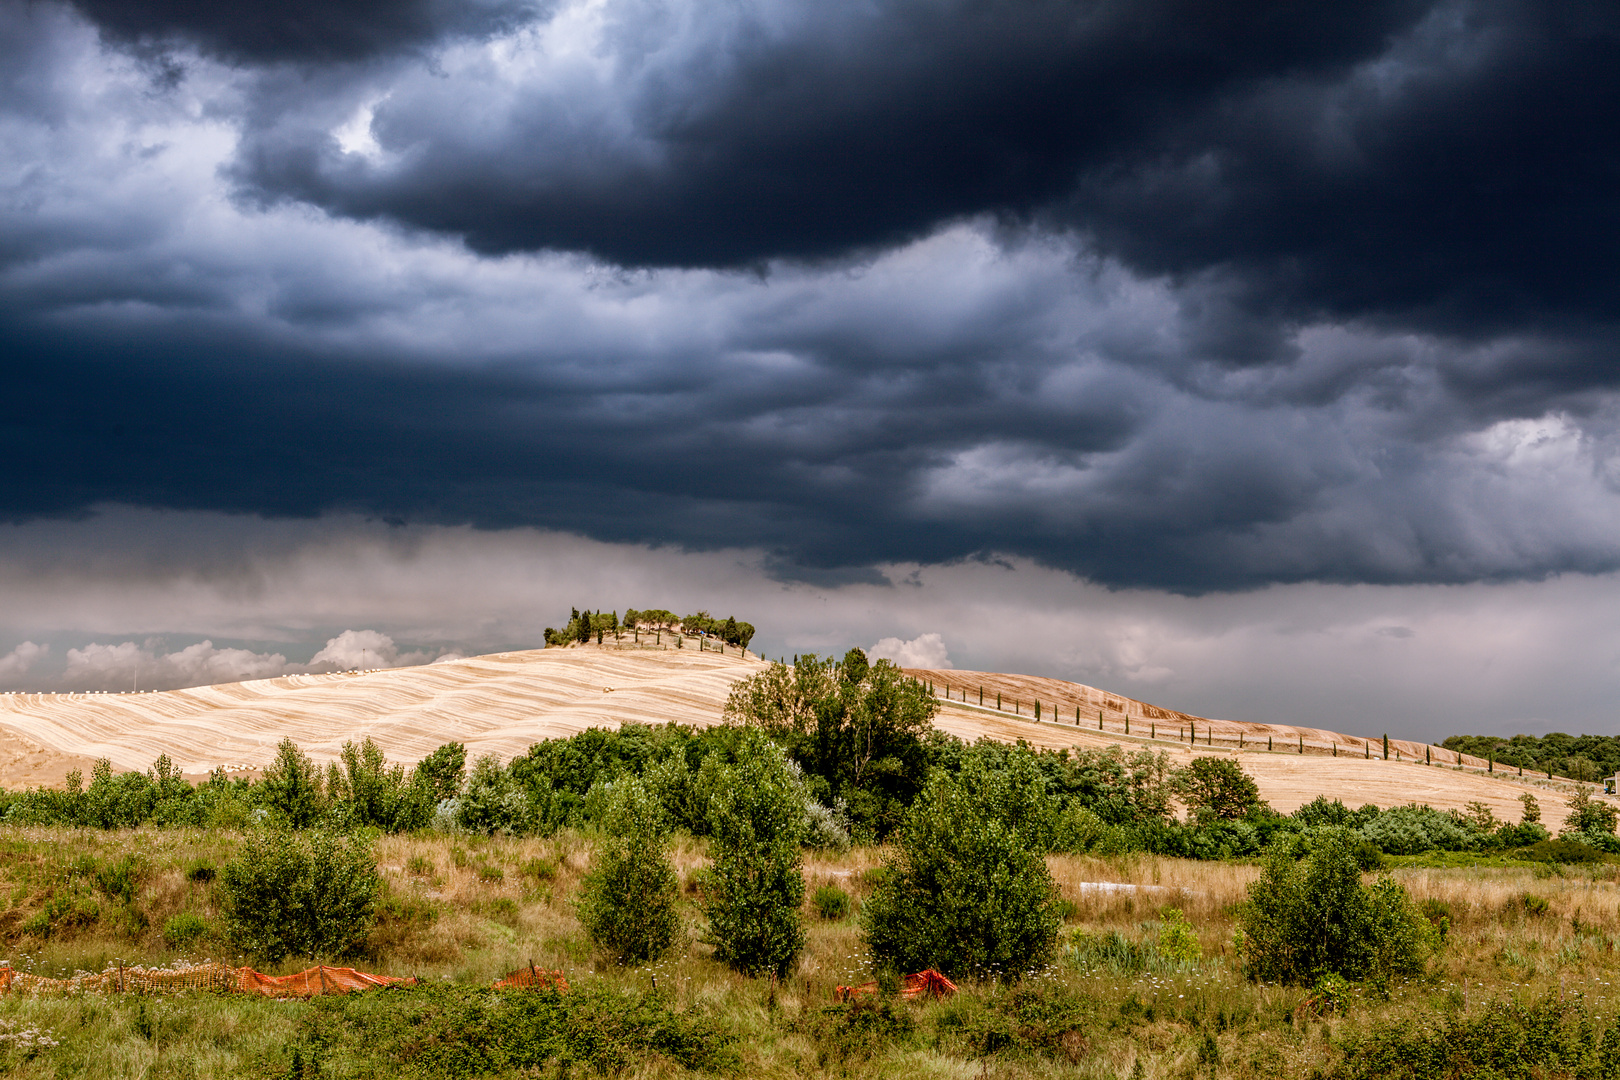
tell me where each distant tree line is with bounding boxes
[542,607,754,650]
[1442,731,1620,782]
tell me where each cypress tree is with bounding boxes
[1382,733,1389,760]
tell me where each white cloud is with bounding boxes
[0,641,46,682]
[62,640,292,691]
[307,629,442,671]
[869,633,952,670]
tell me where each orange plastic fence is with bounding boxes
[0,961,592,998]
[0,961,238,996]
[236,965,416,998]
[833,968,958,1003]
[492,966,570,992]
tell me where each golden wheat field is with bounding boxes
[0,644,1605,824]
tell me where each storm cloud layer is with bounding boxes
[3,0,1619,596]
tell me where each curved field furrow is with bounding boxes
[0,648,1603,822]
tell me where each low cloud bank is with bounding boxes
[10,630,458,692]
[868,633,952,670]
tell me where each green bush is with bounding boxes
[1360,805,1473,855]
[95,855,140,905]
[861,753,1061,980]
[1562,788,1618,835]
[458,755,552,836]
[259,739,329,828]
[1519,837,1606,864]
[1323,992,1615,1079]
[813,885,851,920]
[577,778,681,964]
[1238,828,1438,985]
[162,911,209,949]
[701,730,807,978]
[1156,908,1202,963]
[218,828,380,962]
[286,982,737,1077]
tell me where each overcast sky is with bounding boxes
[2,0,1617,741]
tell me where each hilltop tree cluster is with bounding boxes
[542,607,754,650]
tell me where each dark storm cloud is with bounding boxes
[5,0,1620,594]
[218,0,1620,346]
[70,0,542,62]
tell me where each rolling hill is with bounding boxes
[0,643,1599,823]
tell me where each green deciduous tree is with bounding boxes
[861,753,1061,980]
[218,829,380,962]
[701,730,807,978]
[722,650,938,839]
[1178,757,1264,821]
[1238,829,1437,985]
[1563,788,1618,836]
[577,778,681,964]
[260,738,328,828]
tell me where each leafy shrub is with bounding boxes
[1418,898,1452,939]
[1156,908,1202,963]
[813,885,851,920]
[1323,992,1615,1079]
[1238,829,1438,985]
[1360,805,1474,855]
[862,753,1061,980]
[95,856,140,905]
[413,742,467,804]
[1562,788,1618,835]
[1520,837,1606,864]
[286,982,737,1078]
[162,911,209,948]
[1521,894,1550,916]
[577,778,681,964]
[218,829,381,962]
[804,800,852,851]
[1050,803,1108,852]
[702,730,808,977]
[259,739,328,829]
[458,756,552,836]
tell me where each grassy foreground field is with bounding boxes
[0,825,1617,1078]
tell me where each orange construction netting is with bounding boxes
[492,966,570,992]
[0,961,567,998]
[833,968,958,1003]
[236,965,416,997]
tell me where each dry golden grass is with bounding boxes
[2,824,1619,1078]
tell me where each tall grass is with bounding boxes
[2,825,1618,1077]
